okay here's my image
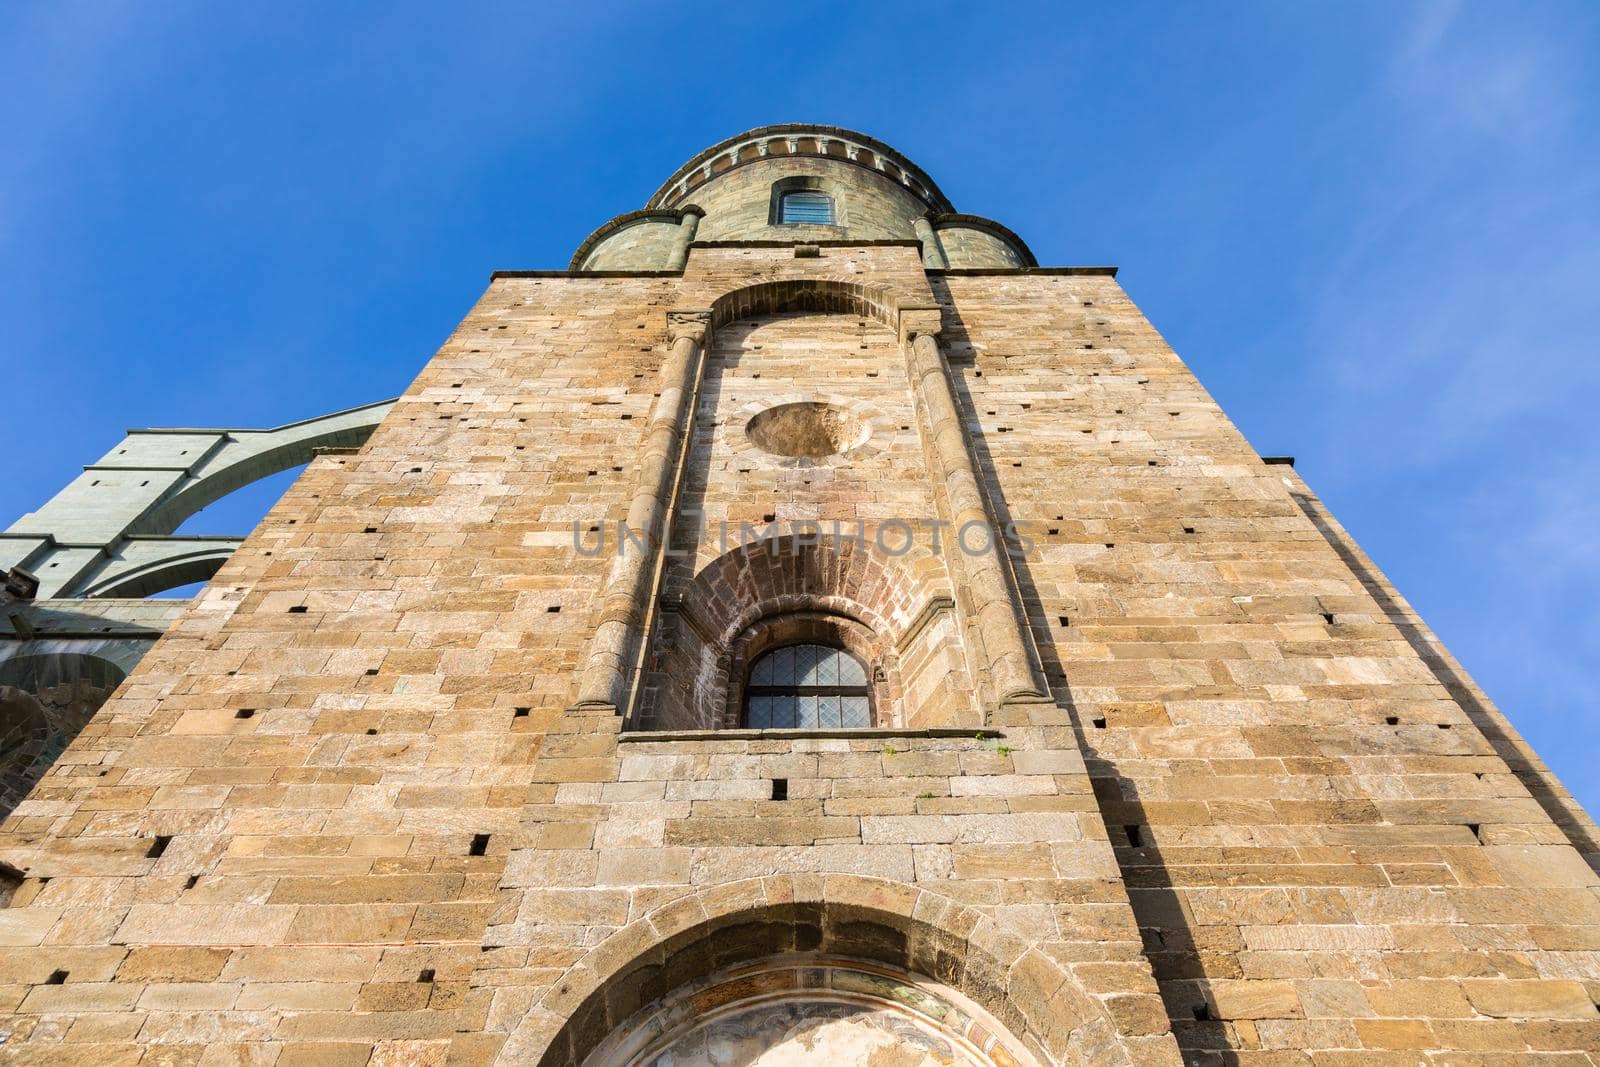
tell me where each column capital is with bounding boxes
[898,306,943,346]
[666,309,713,344]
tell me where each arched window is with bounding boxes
[744,644,872,729]
[777,190,835,225]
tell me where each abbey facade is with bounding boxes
[1,125,1596,1066]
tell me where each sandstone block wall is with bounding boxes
[0,240,1592,1066]
[937,271,1600,1063]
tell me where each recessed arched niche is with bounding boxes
[629,282,982,733]
[634,534,977,731]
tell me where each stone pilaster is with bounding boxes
[573,309,711,710]
[666,206,703,272]
[914,215,948,270]
[900,308,1043,709]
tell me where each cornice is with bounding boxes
[690,238,923,250]
[491,269,682,279]
[929,266,1119,277]
[646,124,956,215]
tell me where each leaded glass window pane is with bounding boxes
[795,645,821,685]
[772,647,794,684]
[744,643,873,729]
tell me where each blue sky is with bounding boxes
[3,2,1597,809]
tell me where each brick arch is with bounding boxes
[509,874,1138,1067]
[709,278,905,336]
[639,531,976,730]
[688,530,941,644]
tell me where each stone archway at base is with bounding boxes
[504,875,1155,1067]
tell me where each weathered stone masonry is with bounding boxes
[0,123,1596,1066]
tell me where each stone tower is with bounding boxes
[1,124,1597,1066]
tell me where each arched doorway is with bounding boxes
[515,876,1140,1067]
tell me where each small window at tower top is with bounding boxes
[778,190,835,225]
[745,643,872,729]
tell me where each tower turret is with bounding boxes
[570,123,1034,270]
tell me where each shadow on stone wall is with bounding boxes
[0,681,118,818]
[0,599,167,820]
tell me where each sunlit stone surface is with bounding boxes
[639,1000,983,1067]
[586,962,1031,1067]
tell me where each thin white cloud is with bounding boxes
[1305,2,1598,470]
[1303,2,1600,810]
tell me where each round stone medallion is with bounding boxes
[745,401,872,459]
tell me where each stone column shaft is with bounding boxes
[574,311,711,709]
[906,328,1041,704]
[666,208,703,272]
[914,216,948,270]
